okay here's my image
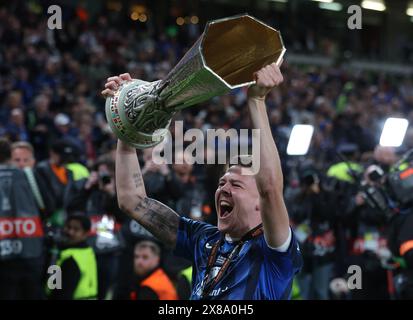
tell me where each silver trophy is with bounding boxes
[105,14,285,149]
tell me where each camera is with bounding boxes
[367,166,384,182]
[99,173,112,185]
[359,181,391,217]
[299,167,320,187]
[358,149,413,215]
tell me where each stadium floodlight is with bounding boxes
[319,2,343,11]
[287,124,314,156]
[379,118,409,147]
[407,1,413,16]
[361,0,386,12]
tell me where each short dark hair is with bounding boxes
[66,214,92,232]
[94,154,115,172]
[0,138,11,164]
[135,240,161,257]
[50,139,80,163]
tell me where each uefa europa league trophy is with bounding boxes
[105,14,285,149]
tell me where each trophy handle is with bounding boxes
[106,80,173,149]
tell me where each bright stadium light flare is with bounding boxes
[287,125,314,156]
[361,0,386,12]
[407,1,413,16]
[319,2,343,11]
[379,118,409,147]
[312,0,333,3]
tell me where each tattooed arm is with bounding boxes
[115,139,180,248]
[106,73,180,249]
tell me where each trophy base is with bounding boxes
[105,80,171,149]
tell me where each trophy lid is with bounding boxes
[200,14,285,89]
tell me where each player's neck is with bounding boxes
[225,226,251,242]
[225,234,240,243]
[225,221,262,242]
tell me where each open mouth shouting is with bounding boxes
[219,199,234,219]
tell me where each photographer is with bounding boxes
[345,165,391,299]
[287,166,336,300]
[66,155,125,300]
[354,145,413,299]
[325,143,364,278]
[382,148,413,299]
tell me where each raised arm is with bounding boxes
[103,73,180,249]
[247,62,290,248]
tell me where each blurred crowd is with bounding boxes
[1,2,413,300]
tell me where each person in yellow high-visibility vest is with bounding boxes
[327,143,363,183]
[49,214,98,300]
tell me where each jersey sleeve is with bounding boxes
[173,217,218,261]
[258,227,303,280]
